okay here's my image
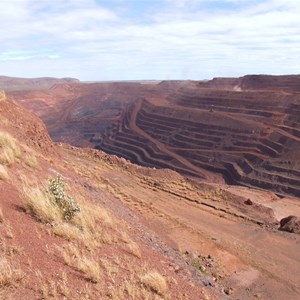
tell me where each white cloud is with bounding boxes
[0,0,299,80]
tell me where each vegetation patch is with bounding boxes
[191,258,207,273]
[22,187,61,223]
[0,258,23,288]
[22,174,81,224]
[0,131,21,166]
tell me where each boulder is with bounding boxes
[279,215,300,234]
[244,198,253,205]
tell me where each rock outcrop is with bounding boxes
[279,215,300,234]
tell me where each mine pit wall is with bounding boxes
[97,93,300,198]
[98,101,202,178]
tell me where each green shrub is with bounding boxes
[47,174,80,221]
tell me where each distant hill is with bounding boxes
[0,75,80,92]
[198,74,300,92]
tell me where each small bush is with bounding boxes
[47,174,80,221]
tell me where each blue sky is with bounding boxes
[0,0,299,80]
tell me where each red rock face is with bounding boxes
[10,75,300,198]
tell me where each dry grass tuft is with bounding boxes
[4,222,14,239]
[59,244,101,283]
[24,154,39,168]
[6,245,24,257]
[77,256,102,283]
[92,206,113,225]
[120,232,141,258]
[59,243,81,267]
[72,204,113,232]
[53,219,101,251]
[53,222,82,241]
[100,258,119,280]
[53,222,100,251]
[22,186,61,223]
[141,271,168,296]
[0,258,23,288]
[67,202,113,250]
[36,270,71,299]
[0,164,9,181]
[59,271,70,297]
[0,131,21,166]
[126,241,142,258]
